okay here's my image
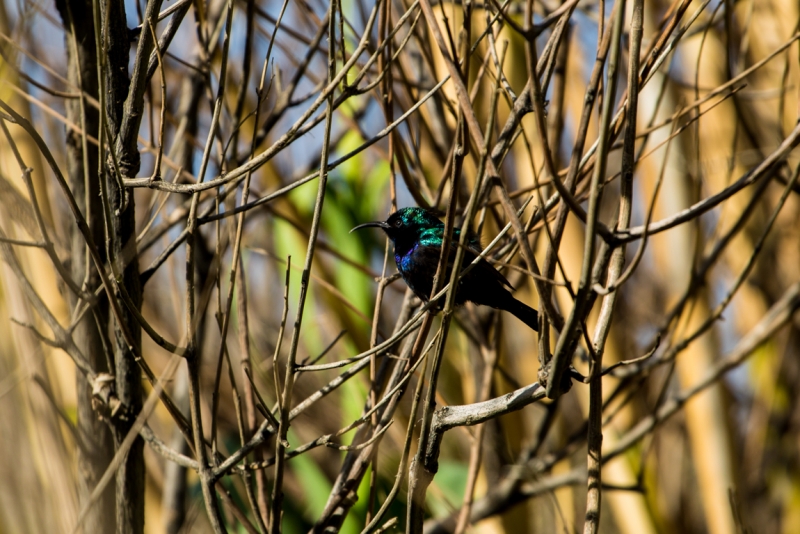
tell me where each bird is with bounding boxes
[351,207,539,331]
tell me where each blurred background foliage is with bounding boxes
[0,0,799,532]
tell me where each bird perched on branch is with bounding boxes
[352,207,539,331]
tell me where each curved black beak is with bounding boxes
[350,221,389,234]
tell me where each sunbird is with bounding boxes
[352,207,539,331]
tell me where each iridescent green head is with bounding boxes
[350,207,444,242]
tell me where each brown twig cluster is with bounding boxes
[0,0,799,533]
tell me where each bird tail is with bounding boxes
[502,294,540,332]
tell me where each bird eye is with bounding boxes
[393,219,402,227]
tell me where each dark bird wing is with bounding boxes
[407,227,512,298]
[457,240,514,290]
[402,226,539,331]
